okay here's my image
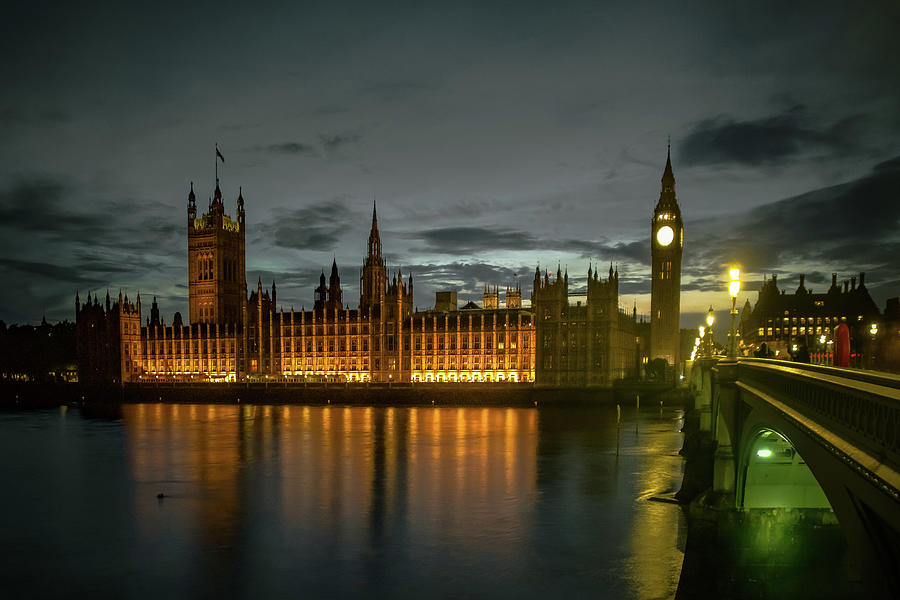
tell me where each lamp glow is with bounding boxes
[756,448,772,458]
[706,307,715,328]
[727,268,741,357]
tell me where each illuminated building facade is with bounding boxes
[739,273,882,359]
[649,147,683,365]
[77,172,643,386]
[406,287,534,383]
[187,179,247,326]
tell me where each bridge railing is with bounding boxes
[735,358,900,473]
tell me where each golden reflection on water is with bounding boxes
[121,403,684,597]
[125,404,540,556]
[624,412,688,600]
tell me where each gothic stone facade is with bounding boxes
[532,264,638,386]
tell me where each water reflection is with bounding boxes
[0,404,685,598]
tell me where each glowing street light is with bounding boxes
[706,306,715,356]
[728,268,741,358]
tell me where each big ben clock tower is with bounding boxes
[650,145,683,365]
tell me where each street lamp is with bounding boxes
[706,306,715,356]
[698,325,706,358]
[869,322,878,368]
[728,268,741,358]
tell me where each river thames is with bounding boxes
[0,403,686,598]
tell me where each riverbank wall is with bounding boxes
[0,380,678,408]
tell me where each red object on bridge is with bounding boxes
[834,322,851,367]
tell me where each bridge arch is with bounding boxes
[738,425,831,509]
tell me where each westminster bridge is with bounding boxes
[690,357,900,598]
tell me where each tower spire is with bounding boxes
[368,198,382,257]
[662,143,674,183]
[660,140,676,198]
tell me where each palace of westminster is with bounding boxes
[76,150,688,386]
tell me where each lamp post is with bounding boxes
[698,325,706,357]
[869,322,878,369]
[706,306,715,356]
[728,268,741,358]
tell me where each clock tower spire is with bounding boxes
[650,144,683,367]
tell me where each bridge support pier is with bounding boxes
[712,444,735,498]
[711,359,739,504]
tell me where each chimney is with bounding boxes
[859,272,866,288]
[851,277,857,290]
[843,281,848,293]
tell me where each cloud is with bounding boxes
[268,142,317,155]
[683,155,900,299]
[0,177,181,251]
[259,132,362,158]
[0,178,95,235]
[356,80,438,102]
[414,227,537,254]
[0,105,69,125]
[0,175,185,322]
[0,257,93,284]
[679,105,866,167]
[405,226,650,264]
[257,197,356,251]
[318,132,362,153]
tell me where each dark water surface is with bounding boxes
[0,403,686,599]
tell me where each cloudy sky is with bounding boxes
[1,0,899,328]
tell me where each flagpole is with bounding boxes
[215,143,218,182]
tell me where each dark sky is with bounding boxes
[2,0,899,328]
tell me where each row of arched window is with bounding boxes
[197,255,240,282]
[198,255,214,281]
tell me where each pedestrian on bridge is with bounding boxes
[835,318,851,367]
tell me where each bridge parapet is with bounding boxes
[736,358,900,476]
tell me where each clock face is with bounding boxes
[656,225,674,247]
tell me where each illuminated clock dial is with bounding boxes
[656,225,674,246]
